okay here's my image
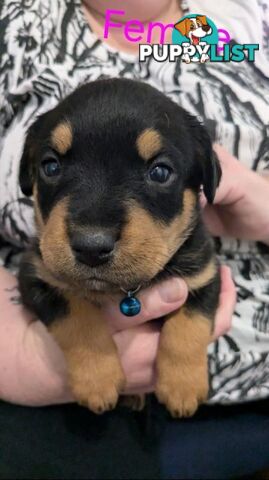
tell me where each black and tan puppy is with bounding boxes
[18,78,221,417]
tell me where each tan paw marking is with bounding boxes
[49,298,126,415]
[156,308,211,418]
[70,361,126,414]
[156,364,208,417]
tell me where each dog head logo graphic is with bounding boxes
[173,15,214,63]
[174,15,212,46]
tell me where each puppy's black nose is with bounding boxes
[202,25,211,32]
[71,231,116,267]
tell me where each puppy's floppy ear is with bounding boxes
[203,149,222,204]
[192,122,222,204]
[174,18,191,37]
[196,15,208,26]
[19,125,38,197]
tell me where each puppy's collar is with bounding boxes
[120,285,141,296]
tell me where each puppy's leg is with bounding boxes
[155,304,211,417]
[19,252,125,414]
[50,297,126,414]
[156,254,221,418]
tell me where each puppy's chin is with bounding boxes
[41,260,150,296]
[69,271,147,295]
[41,245,166,295]
[81,278,119,293]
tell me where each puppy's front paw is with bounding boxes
[156,308,212,418]
[156,370,208,418]
[69,361,126,414]
[72,380,123,414]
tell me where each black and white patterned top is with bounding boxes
[1,0,269,404]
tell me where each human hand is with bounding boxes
[0,264,235,405]
[202,144,269,244]
[0,268,187,406]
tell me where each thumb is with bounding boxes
[104,277,188,333]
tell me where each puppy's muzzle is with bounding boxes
[71,230,117,267]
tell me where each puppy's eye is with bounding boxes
[149,165,172,184]
[41,158,61,178]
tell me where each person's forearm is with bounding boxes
[0,266,72,406]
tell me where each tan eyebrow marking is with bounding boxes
[51,121,73,155]
[136,128,163,162]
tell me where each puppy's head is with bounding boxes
[19,79,221,293]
